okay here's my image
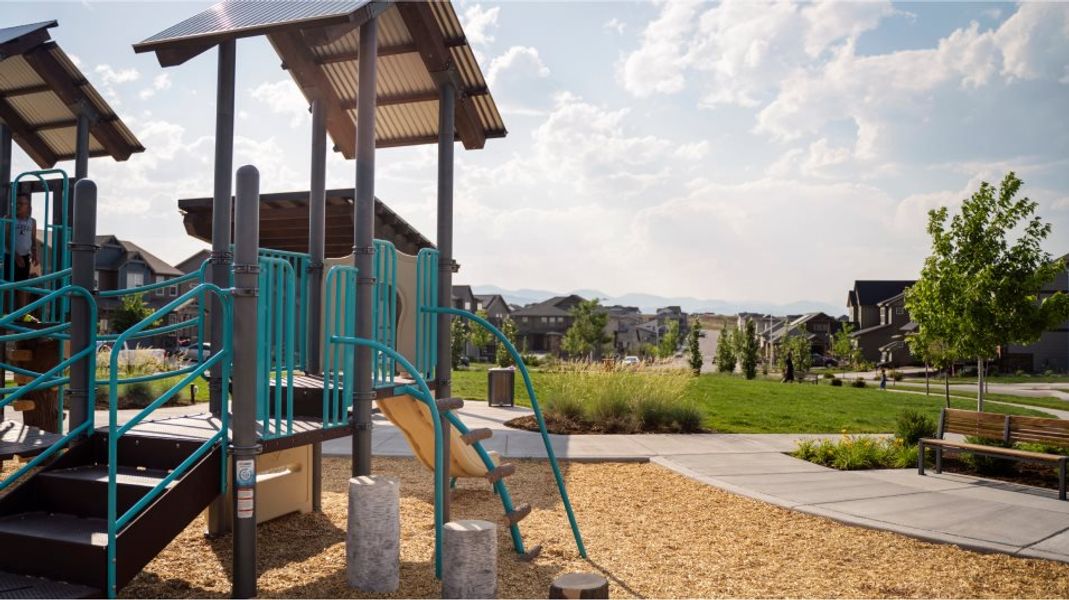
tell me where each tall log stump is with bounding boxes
[549,573,609,599]
[346,475,400,592]
[442,519,496,599]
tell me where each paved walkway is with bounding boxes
[321,403,1069,564]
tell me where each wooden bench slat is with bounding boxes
[921,438,1067,462]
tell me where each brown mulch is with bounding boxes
[117,457,1069,598]
[504,414,709,435]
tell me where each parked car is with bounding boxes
[180,342,212,363]
[811,353,838,367]
[621,355,640,366]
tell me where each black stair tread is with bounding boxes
[0,571,98,599]
[0,512,107,547]
[0,420,62,460]
[40,464,173,488]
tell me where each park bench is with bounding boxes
[918,408,1068,500]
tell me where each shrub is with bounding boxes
[962,436,1017,476]
[666,403,703,433]
[895,409,936,446]
[890,370,904,382]
[822,372,835,379]
[545,393,585,424]
[830,378,843,387]
[795,435,916,470]
[851,378,866,388]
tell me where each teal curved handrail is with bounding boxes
[423,306,588,558]
[106,283,232,598]
[4,170,70,320]
[328,334,447,579]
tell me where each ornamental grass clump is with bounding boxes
[794,430,917,470]
[541,362,699,433]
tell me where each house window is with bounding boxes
[464,301,472,311]
[895,306,905,316]
[156,275,166,296]
[127,271,144,289]
[541,317,549,324]
[169,285,178,297]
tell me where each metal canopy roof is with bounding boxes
[135,1,505,154]
[178,188,434,257]
[0,21,145,169]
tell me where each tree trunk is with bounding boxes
[944,369,950,408]
[977,357,985,412]
[925,362,930,396]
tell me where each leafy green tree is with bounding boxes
[496,316,518,367]
[909,330,955,407]
[469,309,495,361]
[830,323,861,375]
[450,317,470,370]
[111,294,160,334]
[658,320,680,359]
[562,298,610,360]
[739,320,760,380]
[686,319,703,376]
[714,326,737,374]
[906,172,1069,410]
[777,327,812,377]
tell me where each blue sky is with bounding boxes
[3,1,1068,308]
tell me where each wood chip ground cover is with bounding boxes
[119,457,1069,598]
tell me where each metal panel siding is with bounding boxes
[0,55,45,90]
[139,1,370,46]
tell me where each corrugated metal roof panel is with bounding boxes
[7,92,71,127]
[138,1,371,48]
[0,55,46,90]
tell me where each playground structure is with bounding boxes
[0,3,584,599]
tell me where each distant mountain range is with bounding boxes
[470,285,843,317]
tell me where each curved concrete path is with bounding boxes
[319,403,1069,564]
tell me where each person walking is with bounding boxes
[879,367,888,391]
[782,352,795,383]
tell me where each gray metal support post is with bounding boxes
[352,17,378,477]
[206,38,237,539]
[68,179,97,431]
[232,164,261,599]
[210,40,237,416]
[74,112,90,181]
[436,80,456,519]
[0,122,9,406]
[308,97,327,511]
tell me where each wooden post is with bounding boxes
[10,334,61,432]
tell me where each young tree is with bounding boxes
[496,316,518,367]
[687,319,703,376]
[777,328,812,376]
[562,298,610,360]
[110,294,159,334]
[658,320,680,359]
[469,309,495,362]
[908,329,955,407]
[714,326,737,374]
[830,323,860,375]
[907,172,1069,410]
[739,320,760,380]
[450,317,470,370]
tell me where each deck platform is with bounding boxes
[101,413,353,453]
[0,570,98,599]
[0,421,62,461]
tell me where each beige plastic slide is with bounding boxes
[376,391,498,478]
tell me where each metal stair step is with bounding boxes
[435,397,464,412]
[505,503,531,526]
[461,427,492,445]
[35,465,173,518]
[0,512,106,547]
[0,571,98,599]
[485,463,516,484]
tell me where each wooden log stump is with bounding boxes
[549,573,609,599]
[11,335,61,433]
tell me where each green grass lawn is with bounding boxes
[450,370,1055,434]
[902,374,1069,385]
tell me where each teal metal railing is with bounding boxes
[106,283,232,597]
[0,281,96,493]
[321,265,357,428]
[1,170,71,321]
[97,261,210,345]
[257,255,296,439]
[415,248,439,380]
[423,306,588,558]
[257,248,310,372]
[372,240,397,387]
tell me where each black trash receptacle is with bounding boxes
[487,367,515,407]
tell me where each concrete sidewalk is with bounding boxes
[321,403,1069,564]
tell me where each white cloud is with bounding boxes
[249,80,308,128]
[138,72,172,100]
[486,46,550,87]
[95,64,140,85]
[463,4,500,46]
[604,18,626,35]
[617,0,702,97]
[673,141,710,161]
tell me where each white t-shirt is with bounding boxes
[15,217,34,256]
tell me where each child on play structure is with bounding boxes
[8,192,39,314]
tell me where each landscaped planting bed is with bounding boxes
[116,457,1069,598]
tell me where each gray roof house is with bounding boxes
[512,295,585,355]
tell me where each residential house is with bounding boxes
[1002,253,1069,373]
[174,249,211,293]
[656,305,689,345]
[512,294,584,354]
[603,305,645,355]
[846,280,915,364]
[94,235,190,345]
[770,312,840,356]
[451,285,477,312]
[474,294,511,327]
[850,291,915,366]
